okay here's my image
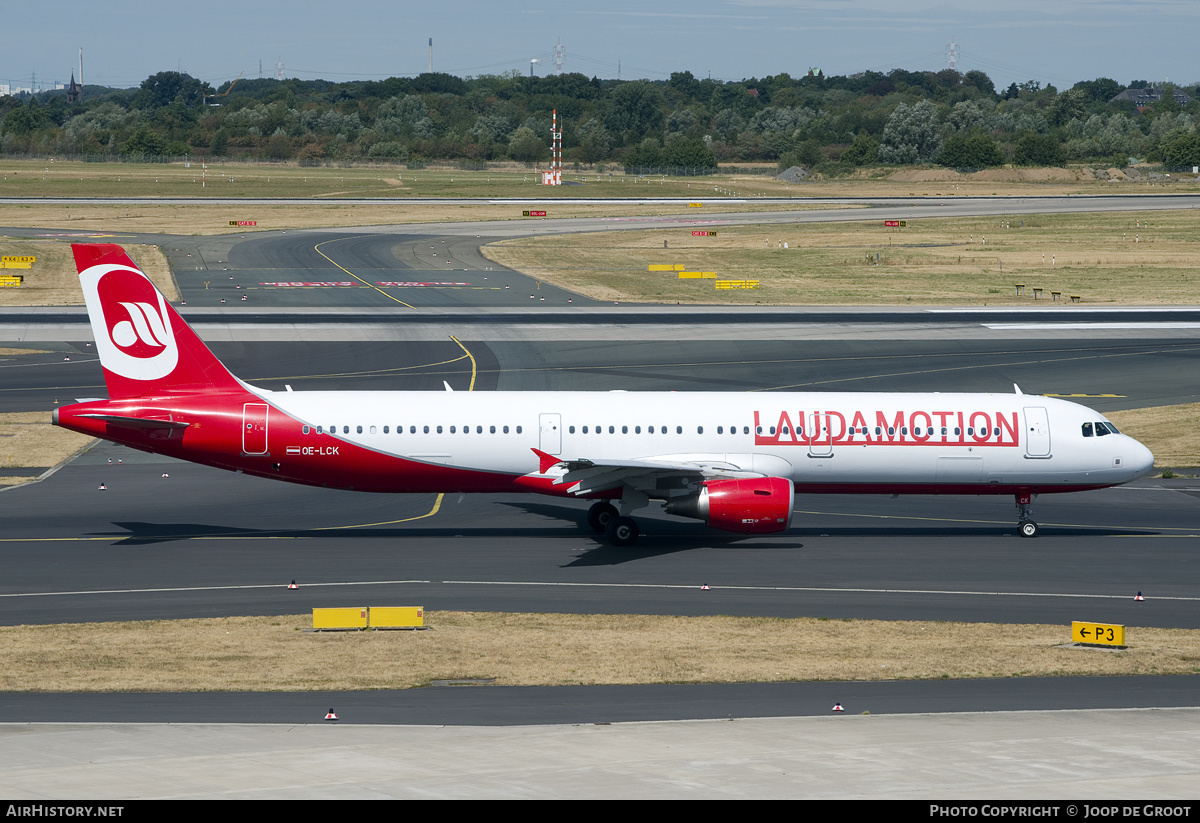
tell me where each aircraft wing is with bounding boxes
[531,448,765,496]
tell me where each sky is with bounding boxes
[3,1,1197,94]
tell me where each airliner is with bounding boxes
[54,244,1155,545]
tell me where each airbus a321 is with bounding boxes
[54,244,1155,545]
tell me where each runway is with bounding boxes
[3,196,1200,797]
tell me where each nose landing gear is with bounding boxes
[1016,492,1038,538]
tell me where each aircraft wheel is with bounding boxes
[1019,520,1039,538]
[587,501,619,533]
[605,516,639,547]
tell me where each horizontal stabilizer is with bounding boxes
[76,413,190,430]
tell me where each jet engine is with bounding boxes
[665,477,794,534]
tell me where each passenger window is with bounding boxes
[569,426,575,434]
[370,426,376,435]
[516,426,522,434]
[343,426,350,434]
[450,426,456,434]
[490,426,496,434]
[676,426,682,434]
[697,426,704,434]
[504,426,509,434]
[635,426,641,434]
[622,425,628,434]
[411,426,417,434]
[718,426,724,434]
[303,425,310,435]
[609,426,615,434]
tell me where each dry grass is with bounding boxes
[1107,403,1200,468]
[0,411,93,483]
[482,210,1200,305]
[0,201,836,238]
[0,611,1195,692]
[0,240,175,305]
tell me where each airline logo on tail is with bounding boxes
[80,263,179,382]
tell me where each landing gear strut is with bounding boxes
[1016,493,1038,538]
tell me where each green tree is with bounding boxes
[1,102,50,136]
[122,127,166,156]
[1162,132,1200,167]
[133,71,212,109]
[603,81,666,144]
[1013,132,1066,166]
[661,137,717,169]
[841,131,879,166]
[937,132,1004,168]
[878,100,941,164]
[507,126,547,162]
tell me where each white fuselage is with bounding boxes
[262,389,1153,494]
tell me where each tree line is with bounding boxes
[2,67,1200,171]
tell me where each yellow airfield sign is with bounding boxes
[1072,621,1126,647]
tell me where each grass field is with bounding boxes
[0,611,1195,692]
[7,157,1186,202]
[482,210,1200,305]
[0,240,174,305]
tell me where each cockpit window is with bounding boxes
[1082,422,1094,437]
[1095,422,1111,436]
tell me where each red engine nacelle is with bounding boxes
[665,477,795,534]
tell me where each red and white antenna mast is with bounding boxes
[542,109,562,185]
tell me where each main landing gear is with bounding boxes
[587,501,640,547]
[1016,493,1038,538]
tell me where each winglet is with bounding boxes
[531,448,561,474]
[1014,383,1024,395]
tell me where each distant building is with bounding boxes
[66,73,81,104]
[1109,86,1191,110]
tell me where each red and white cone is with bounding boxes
[1135,591,1145,601]
[325,709,338,721]
[98,482,107,491]
[161,473,169,479]
[701,584,710,590]
[832,703,845,713]
[288,580,298,590]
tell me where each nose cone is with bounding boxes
[1129,437,1155,478]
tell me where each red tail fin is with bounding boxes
[74,244,241,399]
